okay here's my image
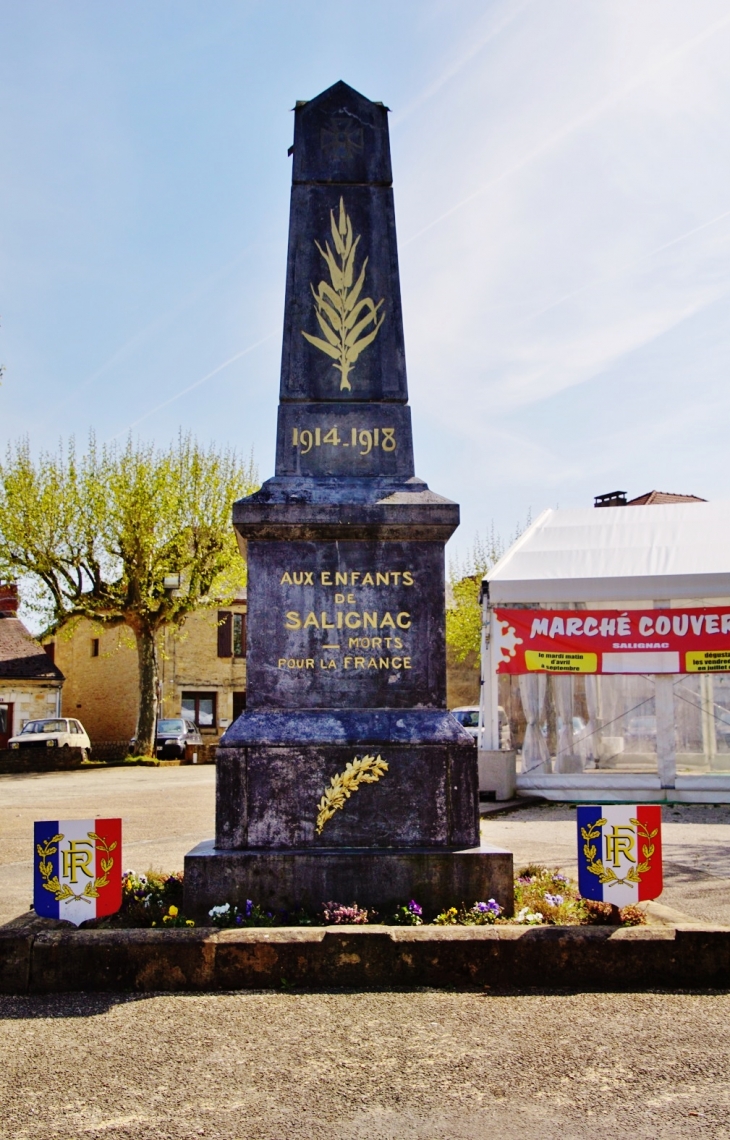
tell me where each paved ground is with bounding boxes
[1,989,729,1139]
[2,767,730,923]
[480,801,730,925]
[2,770,730,1138]
[0,766,216,925]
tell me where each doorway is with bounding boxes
[0,703,14,748]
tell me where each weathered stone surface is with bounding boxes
[280,184,406,404]
[233,478,459,543]
[29,927,217,994]
[216,743,478,849]
[291,81,392,187]
[221,709,474,746]
[188,81,490,914]
[0,924,32,993]
[3,912,730,994]
[244,539,447,710]
[185,842,511,921]
[276,404,414,479]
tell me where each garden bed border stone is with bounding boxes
[1,912,729,993]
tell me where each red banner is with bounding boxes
[493,607,730,675]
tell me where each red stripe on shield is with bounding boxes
[94,817,122,918]
[636,805,662,901]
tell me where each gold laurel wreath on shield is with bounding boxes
[302,197,385,392]
[36,831,117,905]
[316,754,389,834]
[581,818,658,888]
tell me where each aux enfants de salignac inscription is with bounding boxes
[184,82,512,920]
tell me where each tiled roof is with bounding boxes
[0,616,65,682]
[626,491,707,506]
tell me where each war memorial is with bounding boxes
[184,81,512,920]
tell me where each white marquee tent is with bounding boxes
[479,501,730,803]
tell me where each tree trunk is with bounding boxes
[133,625,159,756]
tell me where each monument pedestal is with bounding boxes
[183,82,513,922]
[184,842,513,923]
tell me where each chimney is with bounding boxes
[594,491,627,509]
[0,584,18,616]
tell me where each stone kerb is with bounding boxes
[2,915,730,994]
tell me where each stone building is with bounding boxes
[45,594,247,744]
[0,584,64,747]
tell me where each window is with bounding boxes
[233,613,246,658]
[158,719,185,735]
[232,691,247,720]
[91,638,100,658]
[217,610,246,657]
[181,692,217,729]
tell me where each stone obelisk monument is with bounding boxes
[185,82,511,919]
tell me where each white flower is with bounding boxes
[516,906,543,925]
[208,903,231,918]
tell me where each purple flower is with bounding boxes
[474,899,502,916]
[544,893,564,907]
[244,899,254,917]
[407,900,423,917]
[553,874,569,884]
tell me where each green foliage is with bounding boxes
[0,433,258,752]
[446,516,531,664]
[514,865,584,925]
[385,900,423,925]
[0,433,257,626]
[433,900,502,925]
[90,869,185,928]
[514,865,647,927]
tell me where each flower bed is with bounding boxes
[80,865,647,931]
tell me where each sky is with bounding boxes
[2,0,730,566]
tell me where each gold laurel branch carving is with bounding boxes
[316,754,389,834]
[580,818,620,885]
[37,830,117,904]
[581,817,658,889]
[302,197,385,391]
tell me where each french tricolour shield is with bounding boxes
[577,806,662,906]
[34,819,122,926]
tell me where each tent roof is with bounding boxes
[484,501,730,604]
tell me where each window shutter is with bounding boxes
[217,611,232,657]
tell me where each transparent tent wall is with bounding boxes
[501,669,730,775]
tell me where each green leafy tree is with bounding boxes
[0,434,258,755]
[446,517,531,664]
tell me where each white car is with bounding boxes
[9,717,91,756]
[451,705,511,747]
[451,706,480,741]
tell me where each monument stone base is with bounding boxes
[183,841,513,923]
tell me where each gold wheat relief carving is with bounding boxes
[302,198,385,391]
[315,754,389,834]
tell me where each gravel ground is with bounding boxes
[0,989,728,1139]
